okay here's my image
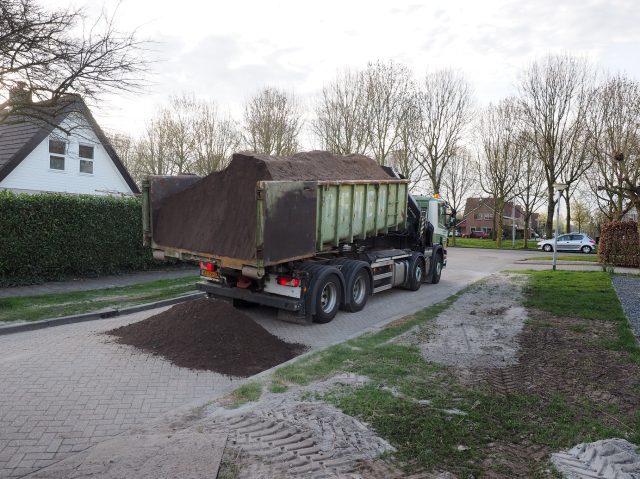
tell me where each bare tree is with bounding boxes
[242,87,303,155]
[417,69,473,195]
[362,61,414,165]
[134,115,174,177]
[107,131,144,186]
[1,0,147,127]
[477,99,523,247]
[191,102,241,175]
[518,54,593,238]
[516,133,546,248]
[571,199,592,233]
[440,147,476,245]
[388,91,424,188]
[586,74,640,235]
[312,70,369,155]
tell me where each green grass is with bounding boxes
[226,382,262,408]
[449,238,533,250]
[0,276,199,322]
[523,270,640,361]
[528,255,599,262]
[272,274,639,476]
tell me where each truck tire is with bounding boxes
[407,257,425,291]
[429,253,443,284]
[313,274,341,323]
[344,269,370,312]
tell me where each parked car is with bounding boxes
[463,230,489,239]
[537,233,596,254]
[448,230,462,237]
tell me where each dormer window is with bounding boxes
[79,144,94,174]
[49,139,66,170]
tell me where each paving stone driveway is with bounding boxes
[0,310,237,478]
[0,248,531,478]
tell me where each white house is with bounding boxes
[0,95,139,195]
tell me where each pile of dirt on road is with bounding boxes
[152,151,393,260]
[107,298,306,377]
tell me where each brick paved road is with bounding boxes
[0,310,237,478]
[0,248,532,478]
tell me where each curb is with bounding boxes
[0,292,205,336]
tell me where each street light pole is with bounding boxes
[512,201,516,248]
[552,183,568,271]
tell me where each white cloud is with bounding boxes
[41,0,640,140]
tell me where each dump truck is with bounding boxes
[142,151,451,324]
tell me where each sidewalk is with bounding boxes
[0,266,199,298]
[509,261,640,274]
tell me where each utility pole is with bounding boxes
[512,201,516,248]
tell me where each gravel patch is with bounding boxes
[612,276,640,339]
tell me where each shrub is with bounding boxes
[598,221,639,268]
[0,191,154,286]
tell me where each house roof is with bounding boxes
[0,96,139,194]
[463,197,526,218]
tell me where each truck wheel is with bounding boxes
[429,254,443,284]
[314,274,341,323]
[407,258,425,291]
[344,269,370,312]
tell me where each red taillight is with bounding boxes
[199,262,215,272]
[277,276,300,287]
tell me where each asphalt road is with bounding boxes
[0,247,536,478]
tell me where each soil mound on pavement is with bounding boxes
[107,298,306,377]
[152,151,392,260]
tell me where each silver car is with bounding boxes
[537,233,596,254]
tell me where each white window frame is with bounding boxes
[78,144,95,175]
[48,138,67,172]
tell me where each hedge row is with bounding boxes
[598,220,640,268]
[0,191,154,286]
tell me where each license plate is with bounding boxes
[201,269,219,279]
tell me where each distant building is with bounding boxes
[0,92,138,196]
[622,207,638,222]
[461,197,540,238]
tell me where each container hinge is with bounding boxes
[256,188,265,200]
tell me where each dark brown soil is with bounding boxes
[106,298,306,377]
[152,151,392,260]
[475,310,640,477]
[476,310,640,415]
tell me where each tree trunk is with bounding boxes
[565,190,571,233]
[523,213,531,249]
[496,199,505,248]
[546,187,555,238]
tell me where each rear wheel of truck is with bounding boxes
[344,269,370,312]
[314,274,341,323]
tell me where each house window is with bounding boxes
[79,145,94,159]
[50,156,65,170]
[79,160,93,174]
[49,139,66,155]
[79,145,94,174]
[473,213,483,220]
[49,139,66,170]
[484,213,493,220]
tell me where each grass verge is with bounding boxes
[225,383,262,409]
[272,273,639,476]
[0,276,198,322]
[523,270,640,362]
[449,238,534,250]
[526,255,599,262]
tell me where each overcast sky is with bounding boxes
[44,0,640,142]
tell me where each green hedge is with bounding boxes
[0,191,154,286]
[598,221,639,268]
